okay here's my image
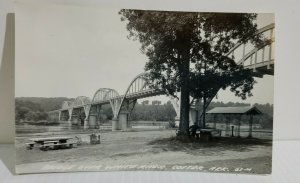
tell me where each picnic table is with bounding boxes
[26,136,76,151]
[188,126,222,141]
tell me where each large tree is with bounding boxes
[119,10,263,137]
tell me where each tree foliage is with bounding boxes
[119,10,262,99]
[15,100,48,122]
[119,10,264,136]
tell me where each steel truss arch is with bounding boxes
[116,73,152,117]
[227,23,275,74]
[226,23,275,57]
[123,73,151,97]
[91,88,120,103]
[90,88,121,120]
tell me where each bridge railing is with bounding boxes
[226,23,275,69]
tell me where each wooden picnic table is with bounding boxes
[27,136,76,150]
[30,136,73,144]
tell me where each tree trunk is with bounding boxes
[178,46,190,138]
[178,84,190,136]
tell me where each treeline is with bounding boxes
[15,97,273,129]
[130,101,176,121]
[15,97,74,122]
[253,103,273,129]
[16,97,74,111]
[129,100,273,129]
[15,100,48,122]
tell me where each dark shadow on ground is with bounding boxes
[148,137,272,156]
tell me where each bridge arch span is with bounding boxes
[92,88,120,103]
[85,88,120,128]
[226,23,275,57]
[226,23,275,75]
[123,73,150,97]
[116,72,154,118]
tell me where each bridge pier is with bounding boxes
[112,117,120,131]
[68,109,73,126]
[58,111,61,121]
[72,117,79,125]
[111,112,131,131]
[119,112,130,131]
[88,115,99,129]
[84,118,89,129]
[85,105,101,129]
[68,118,72,126]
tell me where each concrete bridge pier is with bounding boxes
[68,109,73,126]
[71,116,79,125]
[84,118,89,129]
[67,115,72,127]
[95,105,102,128]
[112,117,120,131]
[68,118,72,127]
[88,114,98,129]
[111,112,131,131]
[119,112,130,131]
[58,111,61,121]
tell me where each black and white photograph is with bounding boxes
[14,2,274,174]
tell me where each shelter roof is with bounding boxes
[206,106,262,115]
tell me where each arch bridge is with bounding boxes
[48,23,275,130]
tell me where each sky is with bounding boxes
[15,2,274,105]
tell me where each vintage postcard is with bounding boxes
[15,2,274,174]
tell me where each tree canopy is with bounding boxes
[119,10,264,136]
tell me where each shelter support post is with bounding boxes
[213,114,217,129]
[237,115,241,137]
[248,115,253,138]
[225,116,230,136]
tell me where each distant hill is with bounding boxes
[16,97,74,112]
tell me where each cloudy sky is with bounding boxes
[15,2,274,105]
